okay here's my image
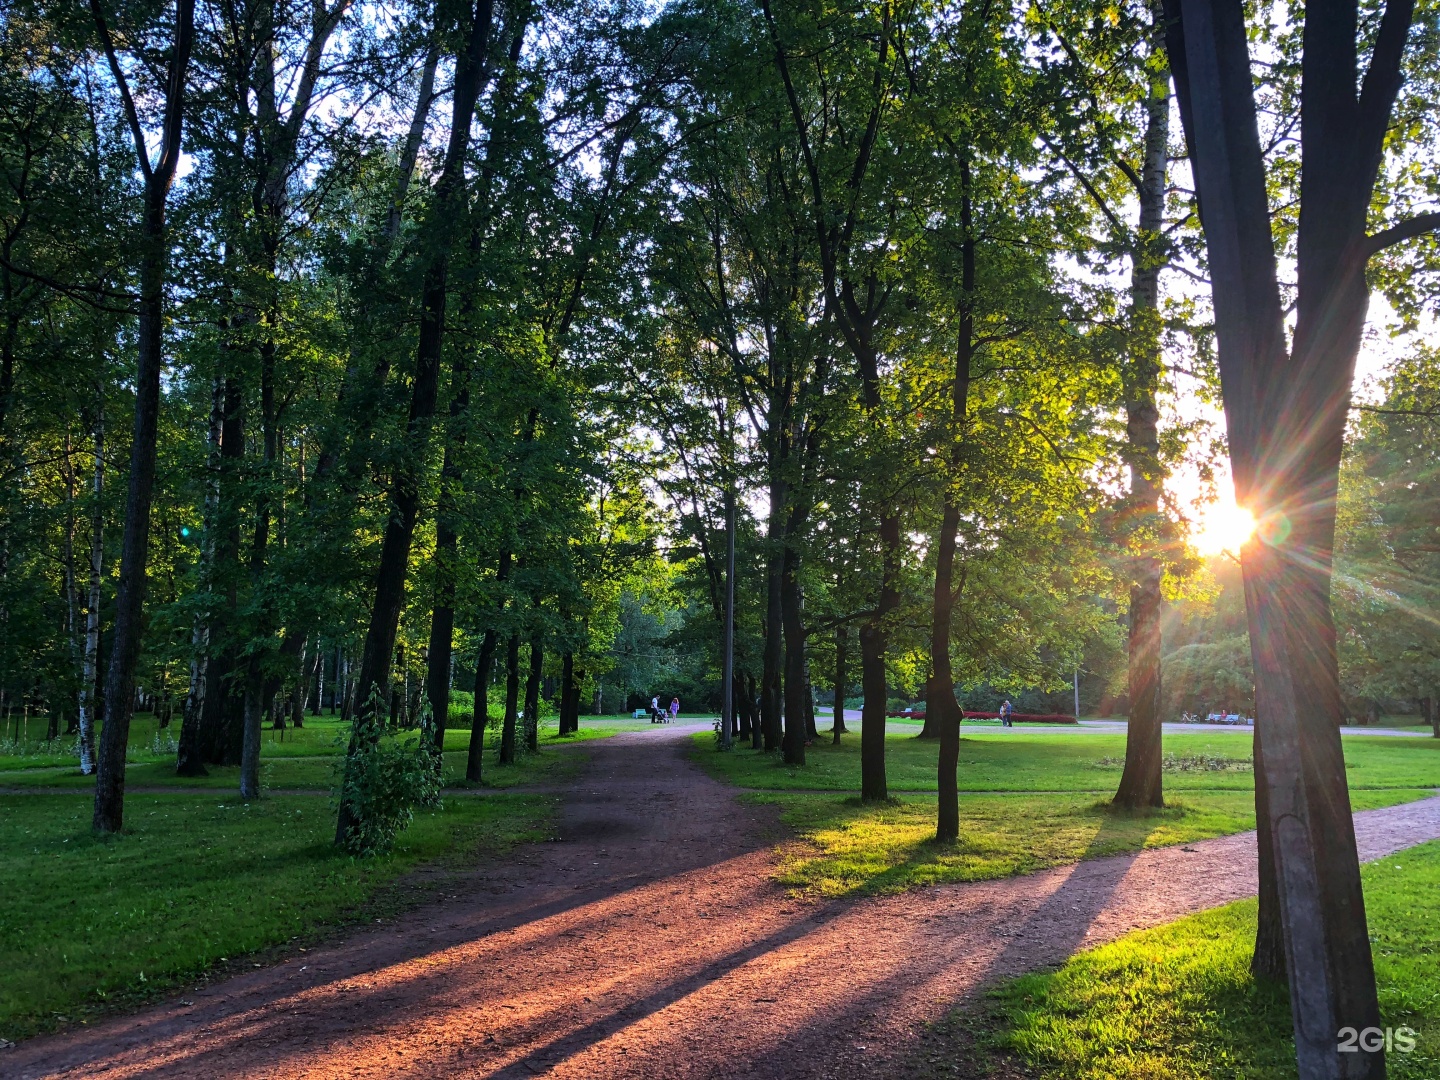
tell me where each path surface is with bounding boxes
[8,727,1440,1080]
[818,707,1430,737]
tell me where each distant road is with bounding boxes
[813,707,1429,738]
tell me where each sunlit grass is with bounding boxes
[991,839,1440,1079]
[689,730,1440,794]
[752,789,1433,898]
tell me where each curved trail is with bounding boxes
[8,727,1440,1080]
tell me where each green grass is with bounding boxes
[0,710,652,1040]
[0,714,644,791]
[695,731,1439,897]
[750,788,1433,898]
[0,789,556,1042]
[689,729,1440,794]
[991,838,1440,1079]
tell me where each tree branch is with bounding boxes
[1364,212,1440,257]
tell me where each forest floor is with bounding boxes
[7,724,1440,1079]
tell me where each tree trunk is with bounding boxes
[781,543,806,765]
[92,60,193,829]
[1114,25,1171,811]
[238,333,282,796]
[499,633,520,764]
[1252,727,1286,980]
[747,673,761,749]
[1166,0,1396,1068]
[832,626,848,742]
[197,373,246,767]
[77,414,104,776]
[524,633,542,752]
[426,356,470,754]
[466,629,497,781]
[334,0,495,847]
[761,473,786,751]
[860,511,900,802]
[559,651,576,735]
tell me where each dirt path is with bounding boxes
[8,727,1440,1080]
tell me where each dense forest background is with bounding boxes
[1,0,1437,826]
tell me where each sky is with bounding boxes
[1176,293,1428,556]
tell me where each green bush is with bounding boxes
[337,701,443,858]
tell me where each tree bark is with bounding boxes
[859,510,900,802]
[426,356,470,754]
[92,0,196,833]
[931,165,977,840]
[77,413,104,776]
[466,629,496,781]
[1252,727,1286,980]
[832,626,848,742]
[334,0,495,847]
[499,633,520,764]
[1167,0,1402,1068]
[1114,28,1171,811]
[761,469,786,751]
[524,632,542,752]
[781,542,807,765]
[197,373,245,767]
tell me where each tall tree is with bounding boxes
[91,0,197,834]
[1167,0,1439,1071]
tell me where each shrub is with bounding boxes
[336,693,443,858]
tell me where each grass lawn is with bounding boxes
[0,789,555,1042]
[0,710,655,1042]
[0,713,646,791]
[991,838,1440,1079]
[693,731,1440,897]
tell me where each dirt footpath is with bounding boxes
[7,728,1440,1080]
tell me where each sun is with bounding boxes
[1191,499,1257,556]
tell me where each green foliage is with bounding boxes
[336,696,443,858]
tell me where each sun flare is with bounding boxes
[1191,500,1257,556]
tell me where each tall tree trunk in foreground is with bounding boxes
[1113,29,1171,811]
[932,172,975,841]
[832,626,848,743]
[335,0,494,846]
[1166,0,1433,1069]
[1251,727,1286,980]
[92,0,196,833]
[466,629,497,781]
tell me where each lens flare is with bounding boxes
[1192,501,1258,555]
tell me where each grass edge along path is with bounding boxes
[986,837,1440,1079]
[688,731,1439,898]
[0,788,558,1044]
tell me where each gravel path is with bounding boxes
[7,727,1440,1080]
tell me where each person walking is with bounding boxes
[1000,699,1013,728]
[651,695,661,724]
[669,696,680,722]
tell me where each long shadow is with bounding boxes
[11,733,777,1078]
